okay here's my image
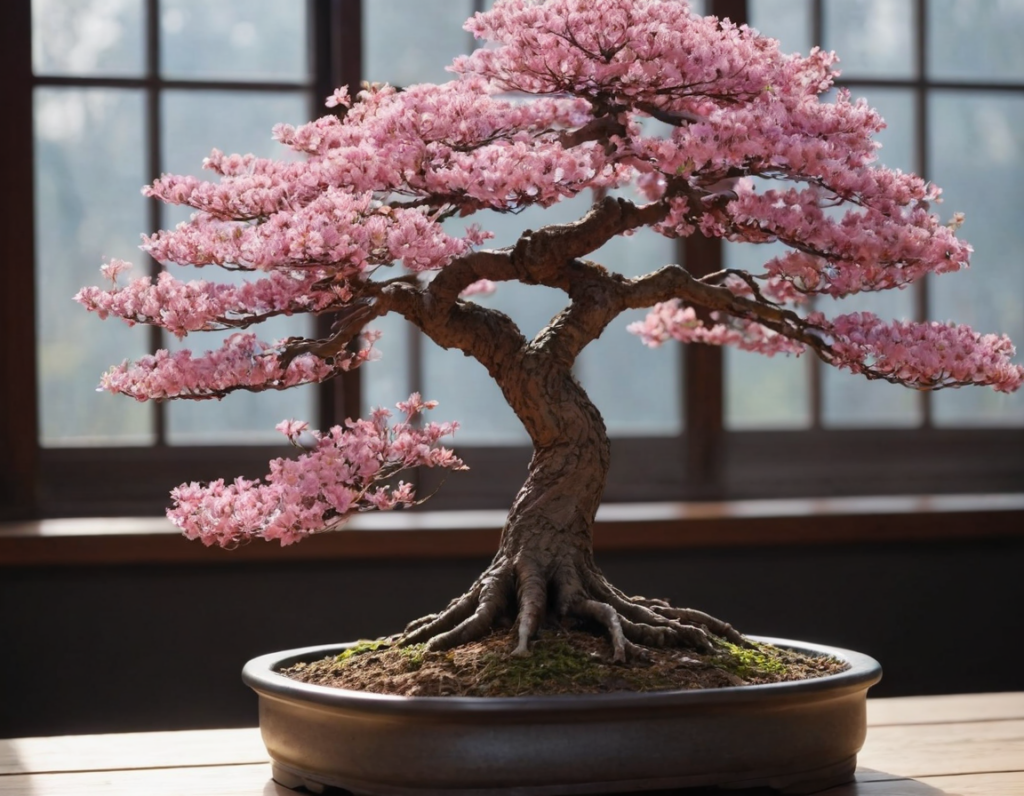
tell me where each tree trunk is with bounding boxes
[496,358,612,653]
[402,352,745,659]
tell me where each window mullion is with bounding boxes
[681,0,750,497]
[314,0,363,428]
[810,0,823,429]
[682,232,725,496]
[811,0,823,53]
[914,0,932,429]
[145,0,167,446]
[1,0,39,519]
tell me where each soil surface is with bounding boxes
[280,628,848,697]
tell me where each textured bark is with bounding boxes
[393,273,744,658]
[401,342,744,658]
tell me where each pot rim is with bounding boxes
[242,635,882,716]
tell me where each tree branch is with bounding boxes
[427,250,519,308]
[511,195,671,289]
[532,260,629,368]
[557,114,628,148]
[379,281,528,383]
[277,298,378,370]
[624,264,834,356]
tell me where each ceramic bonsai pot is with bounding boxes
[242,636,881,795]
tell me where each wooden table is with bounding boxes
[1,692,1022,795]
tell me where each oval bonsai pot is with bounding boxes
[243,636,881,796]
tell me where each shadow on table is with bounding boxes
[259,770,959,796]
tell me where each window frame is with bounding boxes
[2,0,1022,523]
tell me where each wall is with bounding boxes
[2,536,1021,738]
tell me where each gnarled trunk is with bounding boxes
[497,359,611,654]
[402,354,744,659]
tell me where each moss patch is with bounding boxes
[280,628,848,697]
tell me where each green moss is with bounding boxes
[473,635,608,695]
[399,644,427,670]
[334,638,390,663]
[716,641,791,679]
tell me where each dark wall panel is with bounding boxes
[2,538,1022,738]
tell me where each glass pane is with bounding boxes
[160,0,309,82]
[577,225,683,437]
[855,87,917,175]
[363,313,413,418]
[160,89,307,178]
[821,289,921,427]
[35,87,152,446]
[32,0,144,77]
[928,0,1024,83]
[364,0,476,87]
[821,87,921,427]
[930,92,1024,426]
[421,334,527,445]
[725,349,812,430]
[723,240,812,430]
[161,90,315,444]
[823,0,916,79]
[748,0,812,56]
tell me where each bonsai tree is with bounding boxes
[78,0,1022,661]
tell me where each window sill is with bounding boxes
[1,494,1022,568]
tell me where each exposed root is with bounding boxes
[586,575,748,648]
[513,562,547,657]
[409,565,514,652]
[573,599,644,662]
[401,585,481,645]
[399,553,748,661]
[649,605,747,646]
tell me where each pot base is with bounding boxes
[244,638,881,796]
[271,755,857,795]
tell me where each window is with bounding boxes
[4,0,354,517]
[2,0,1021,522]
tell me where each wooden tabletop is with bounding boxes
[1,692,1022,795]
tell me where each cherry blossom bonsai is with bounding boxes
[78,0,1022,664]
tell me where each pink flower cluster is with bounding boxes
[629,301,1024,394]
[75,267,347,338]
[731,189,970,296]
[628,300,805,357]
[167,395,465,547]
[145,171,292,221]
[813,312,1024,393]
[142,191,474,274]
[457,0,804,109]
[274,79,606,211]
[630,90,886,198]
[460,278,497,298]
[99,332,376,402]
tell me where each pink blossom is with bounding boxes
[629,301,805,357]
[460,279,497,298]
[811,312,1024,393]
[325,87,352,109]
[275,419,310,439]
[99,258,133,284]
[75,268,348,338]
[167,397,465,547]
[98,332,377,402]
